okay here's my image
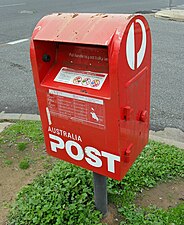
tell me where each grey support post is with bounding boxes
[93,172,108,215]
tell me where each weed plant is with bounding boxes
[17,142,27,151]
[19,159,30,170]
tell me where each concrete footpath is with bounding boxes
[155,8,184,22]
[0,112,184,149]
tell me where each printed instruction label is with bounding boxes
[54,67,108,90]
[47,89,105,129]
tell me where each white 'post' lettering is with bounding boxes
[101,151,120,173]
[65,140,84,161]
[85,147,102,167]
[48,134,120,174]
[49,134,64,152]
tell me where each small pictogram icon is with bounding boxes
[90,108,99,122]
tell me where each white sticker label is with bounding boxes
[49,89,104,105]
[48,89,105,129]
[54,67,108,90]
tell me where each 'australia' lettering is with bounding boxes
[48,126,82,142]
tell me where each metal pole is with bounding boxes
[93,172,108,215]
[169,0,172,10]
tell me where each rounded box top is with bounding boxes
[31,13,150,46]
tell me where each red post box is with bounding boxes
[30,13,151,180]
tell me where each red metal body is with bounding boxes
[30,13,151,180]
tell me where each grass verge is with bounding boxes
[1,121,183,225]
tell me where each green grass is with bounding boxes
[4,159,13,166]
[0,121,43,146]
[107,142,184,224]
[9,162,102,225]
[1,121,183,225]
[8,142,184,225]
[17,142,28,151]
[19,159,30,170]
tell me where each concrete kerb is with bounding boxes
[0,112,40,121]
[150,132,184,149]
[155,9,184,22]
[0,113,183,149]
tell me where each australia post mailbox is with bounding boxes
[30,13,151,180]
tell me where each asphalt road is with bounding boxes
[0,0,184,131]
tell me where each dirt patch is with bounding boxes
[135,179,184,209]
[101,204,123,225]
[0,138,56,225]
[101,180,184,225]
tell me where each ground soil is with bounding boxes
[135,179,184,209]
[101,204,124,225]
[101,179,184,225]
[0,138,183,225]
[0,138,56,225]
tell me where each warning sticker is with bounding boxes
[54,67,108,90]
[47,89,105,129]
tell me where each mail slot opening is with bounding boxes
[33,41,110,98]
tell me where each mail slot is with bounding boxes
[30,13,151,180]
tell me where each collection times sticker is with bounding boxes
[47,89,105,129]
